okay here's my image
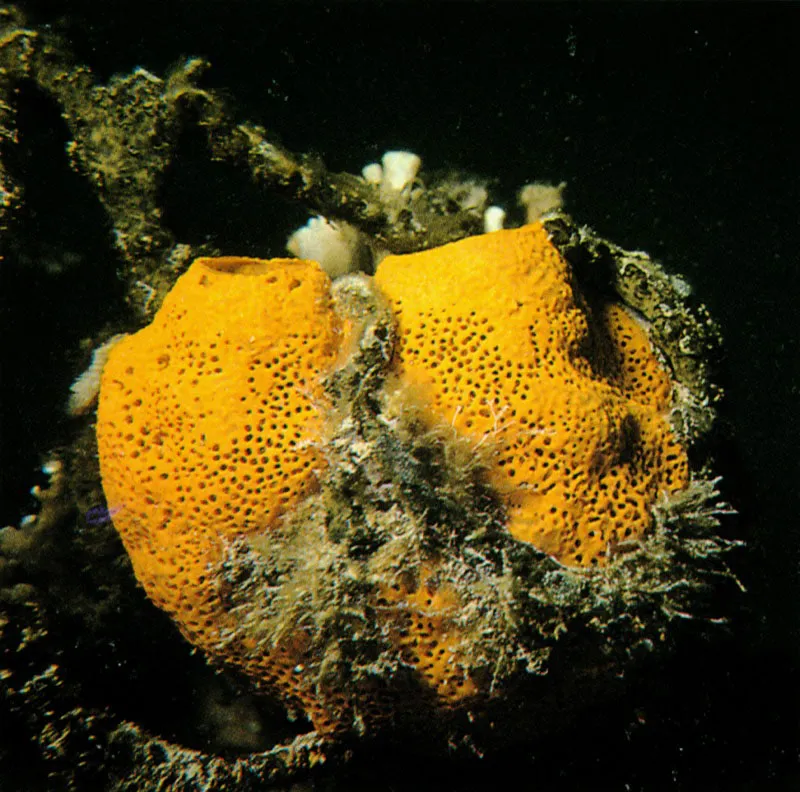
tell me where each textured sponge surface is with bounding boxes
[96,226,693,734]
[97,257,341,629]
[374,224,688,566]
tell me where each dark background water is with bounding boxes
[1,1,798,789]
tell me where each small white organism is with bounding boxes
[361,162,383,185]
[67,334,128,415]
[518,181,566,223]
[361,150,422,209]
[379,150,421,193]
[483,206,506,232]
[286,216,367,279]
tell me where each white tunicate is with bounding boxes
[361,163,383,184]
[381,150,421,192]
[483,206,506,232]
[286,216,362,279]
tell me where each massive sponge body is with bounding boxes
[96,223,692,735]
[97,256,346,722]
[374,223,688,566]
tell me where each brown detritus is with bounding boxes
[0,7,26,234]
[207,126,487,254]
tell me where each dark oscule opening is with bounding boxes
[0,80,125,528]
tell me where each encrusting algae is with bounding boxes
[97,222,698,736]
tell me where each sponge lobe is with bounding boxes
[97,256,342,632]
[374,224,689,567]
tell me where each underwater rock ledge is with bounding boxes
[0,7,742,790]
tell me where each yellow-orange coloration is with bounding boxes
[97,256,344,721]
[96,224,692,734]
[374,223,689,566]
[377,563,477,703]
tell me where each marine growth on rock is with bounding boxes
[96,222,710,739]
[0,14,739,783]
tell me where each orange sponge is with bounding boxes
[374,223,688,566]
[97,257,344,715]
[377,562,477,704]
[96,224,692,734]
